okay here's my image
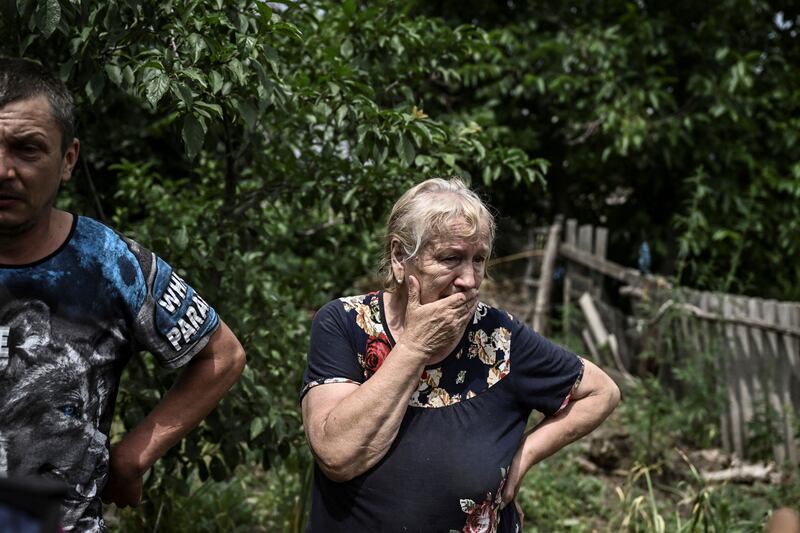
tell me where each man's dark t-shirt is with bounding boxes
[0,216,219,531]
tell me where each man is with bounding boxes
[0,57,246,531]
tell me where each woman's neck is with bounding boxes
[383,288,407,339]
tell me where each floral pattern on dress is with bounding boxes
[339,294,366,312]
[468,326,512,390]
[468,329,497,365]
[473,302,489,324]
[410,323,512,407]
[301,377,361,397]
[410,368,456,407]
[360,331,392,377]
[341,293,383,337]
[343,293,515,408]
[453,469,508,533]
[343,293,393,379]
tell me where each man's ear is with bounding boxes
[390,239,406,281]
[60,138,80,184]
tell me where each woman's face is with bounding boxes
[398,222,490,305]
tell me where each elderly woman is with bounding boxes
[301,178,620,532]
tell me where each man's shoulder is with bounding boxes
[40,216,151,313]
[73,216,155,275]
[73,214,116,238]
[75,215,140,250]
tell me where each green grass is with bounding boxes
[517,447,612,532]
[513,396,798,533]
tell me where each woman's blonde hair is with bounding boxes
[379,177,496,290]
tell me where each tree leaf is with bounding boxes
[194,101,223,118]
[343,0,356,16]
[209,70,224,94]
[197,457,209,482]
[482,165,492,186]
[15,0,31,16]
[181,67,208,88]
[397,134,415,166]
[256,2,272,30]
[235,99,258,130]
[104,64,122,86]
[209,456,227,482]
[340,38,353,58]
[122,65,135,85]
[227,58,247,85]
[19,33,37,55]
[174,226,189,250]
[335,105,348,127]
[250,417,267,440]
[174,82,194,107]
[187,33,207,64]
[182,113,204,159]
[35,0,60,38]
[84,72,105,104]
[145,72,170,107]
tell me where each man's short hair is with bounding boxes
[0,57,75,154]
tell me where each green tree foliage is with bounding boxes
[415,0,800,298]
[1,0,546,523]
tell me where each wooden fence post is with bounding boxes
[721,294,746,458]
[697,291,733,455]
[592,226,608,300]
[754,299,784,465]
[775,301,799,469]
[578,292,634,383]
[577,224,594,297]
[532,218,562,335]
[562,219,578,332]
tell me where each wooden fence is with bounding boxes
[524,217,800,467]
[666,289,800,466]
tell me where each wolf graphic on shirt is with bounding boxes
[0,299,122,529]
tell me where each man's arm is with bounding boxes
[500,358,620,507]
[102,320,246,507]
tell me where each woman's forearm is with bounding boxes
[303,340,428,481]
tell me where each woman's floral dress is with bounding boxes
[301,291,584,532]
